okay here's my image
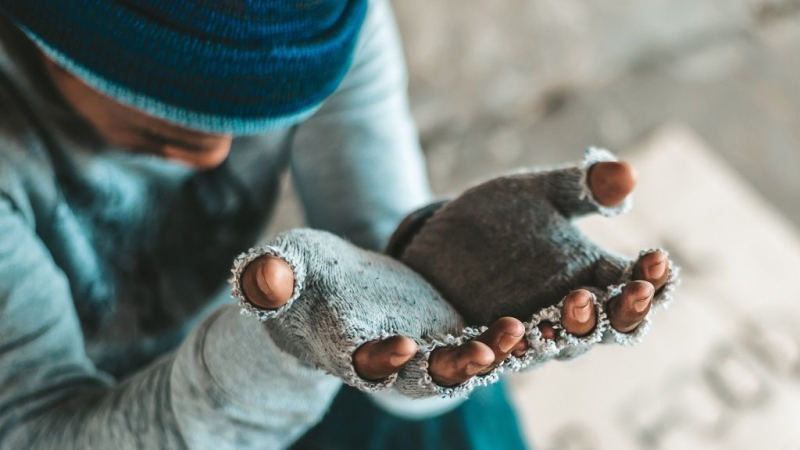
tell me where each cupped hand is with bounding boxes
[239,158,673,388]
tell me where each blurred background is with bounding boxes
[394,0,800,221]
[276,1,800,448]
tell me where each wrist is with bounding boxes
[385,200,450,258]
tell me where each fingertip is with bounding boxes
[463,340,496,367]
[385,336,418,365]
[538,321,557,340]
[242,256,290,310]
[589,161,637,207]
[511,340,528,357]
[354,336,417,381]
[633,251,670,289]
[562,289,597,336]
[565,288,594,302]
[430,339,501,386]
[494,316,526,337]
[352,340,375,378]
[625,280,655,300]
[465,362,487,377]
[564,289,593,320]
[256,256,295,307]
[608,280,655,333]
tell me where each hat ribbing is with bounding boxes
[0,0,368,134]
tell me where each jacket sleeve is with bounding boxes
[0,195,340,450]
[288,0,467,418]
[290,0,433,252]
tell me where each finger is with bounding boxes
[353,335,418,381]
[607,280,654,333]
[511,340,528,357]
[241,255,295,309]
[538,321,557,340]
[429,340,495,387]
[588,161,637,207]
[474,317,526,366]
[560,289,597,336]
[632,250,670,291]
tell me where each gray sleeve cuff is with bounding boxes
[171,305,341,449]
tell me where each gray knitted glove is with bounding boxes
[396,148,679,376]
[230,148,679,400]
[230,229,468,397]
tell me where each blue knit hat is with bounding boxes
[0,0,368,135]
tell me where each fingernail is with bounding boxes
[571,298,592,323]
[466,363,485,376]
[256,265,275,301]
[645,259,666,280]
[498,333,520,353]
[633,296,651,313]
[388,352,408,367]
[255,257,294,307]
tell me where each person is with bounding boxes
[0,1,663,448]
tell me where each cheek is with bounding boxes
[161,138,233,170]
[50,71,144,145]
[49,66,233,169]
[81,116,142,150]
[60,80,127,135]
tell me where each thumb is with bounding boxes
[241,255,295,309]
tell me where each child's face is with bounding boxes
[42,55,233,171]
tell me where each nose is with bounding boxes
[161,136,233,170]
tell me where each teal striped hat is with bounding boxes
[0,0,368,134]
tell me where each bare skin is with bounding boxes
[242,161,672,386]
[42,52,667,388]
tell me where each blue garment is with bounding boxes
[0,0,529,448]
[293,382,529,450]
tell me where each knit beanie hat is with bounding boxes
[0,0,368,135]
